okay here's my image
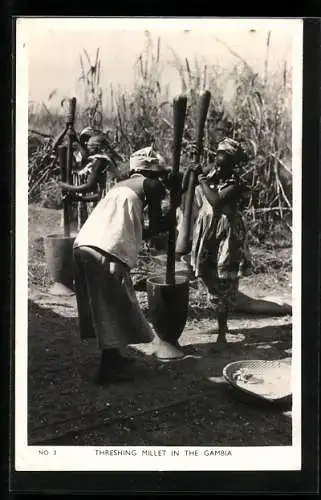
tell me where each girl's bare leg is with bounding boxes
[217,310,228,344]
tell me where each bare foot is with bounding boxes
[153,340,185,361]
[217,332,227,344]
[208,332,227,353]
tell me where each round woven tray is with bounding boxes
[223,359,292,404]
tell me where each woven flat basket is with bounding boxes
[223,359,292,404]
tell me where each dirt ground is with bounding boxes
[28,205,293,447]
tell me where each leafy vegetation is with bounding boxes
[28,33,292,246]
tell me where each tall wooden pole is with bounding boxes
[58,145,70,237]
[175,90,211,257]
[66,98,77,186]
[166,95,187,285]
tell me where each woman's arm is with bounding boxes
[63,192,100,203]
[181,165,202,193]
[143,179,170,239]
[198,176,244,209]
[59,159,105,193]
[89,153,122,180]
[106,158,122,180]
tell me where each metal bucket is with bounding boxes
[44,234,76,296]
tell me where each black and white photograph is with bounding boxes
[15,17,302,471]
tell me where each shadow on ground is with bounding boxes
[27,299,292,447]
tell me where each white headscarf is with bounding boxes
[129,146,166,172]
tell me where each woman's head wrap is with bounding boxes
[129,146,166,172]
[87,134,108,148]
[217,137,242,157]
[79,126,96,139]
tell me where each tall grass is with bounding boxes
[28,33,292,244]
[78,48,104,129]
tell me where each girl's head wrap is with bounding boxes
[217,137,242,157]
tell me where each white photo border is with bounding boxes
[15,17,303,472]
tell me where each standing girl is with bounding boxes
[190,138,251,346]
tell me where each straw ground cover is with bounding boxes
[27,36,293,445]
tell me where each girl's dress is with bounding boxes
[190,174,251,314]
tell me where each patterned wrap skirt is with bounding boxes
[191,187,251,315]
[199,211,251,314]
[73,245,154,349]
[200,264,240,314]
